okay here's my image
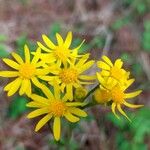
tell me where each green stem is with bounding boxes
[81,84,99,109]
[83,84,99,101]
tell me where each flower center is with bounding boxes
[110,67,124,80]
[19,63,36,79]
[50,100,66,117]
[111,86,124,103]
[59,68,78,84]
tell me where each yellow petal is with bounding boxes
[37,42,51,52]
[25,80,31,97]
[96,73,105,85]
[66,102,86,107]
[102,55,113,67]
[30,94,50,104]
[79,75,96,80]
[24,45,30,63]
[69,107,87,117]
[53,82,60,99]
[4,78,20,91]
[40,84,54,99]
[36,68,50,75]
[42,34,56,49]
[97,61,110,70]
[19,79,30,95]
[78,60,95,73]
[56,33,64,45]
[72,39,85,52]
[26,102,47,108]
[117,104,131,122]
[38,75,54,81]
[114,59,123,69]
[124,90,142,99]
[124,101,144,108]
[3,58,20,70]
[124,79,135,90]
[7,78,22,96]
[66,84,73,101]
[64,112,79,122]
[35,114,52,132]
[53,117,61,141]
[64,31,72,48]
[31,47,41,64]
[76,54,89,67]
[100,70,110,76]
[111,103,120,120]
[11,52,24,64]
[27,108,49,119]
[0,71,19,77]
[79,81,94,85]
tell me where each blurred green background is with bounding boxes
[0,0,150,150]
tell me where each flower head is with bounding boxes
[97,55,130,85]
[96,70,143,121]
[0,45,50,96]
[38,54,95,100]
[37,31,85,66]
[26,84,87,141]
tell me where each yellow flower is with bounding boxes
[38,54,95,100]
[93,88,111,104]
[26,84,87,141]
[97,73,143,121]
[37,31,85,66]
[0,45,51,96]
[97,55,130,85]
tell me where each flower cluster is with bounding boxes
[94,56,143,121]
[0,32,143,141]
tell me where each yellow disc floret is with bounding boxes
[50,100,67,117]
[111,86,124,103]
[19,63,36,79]
[59,68,78,84]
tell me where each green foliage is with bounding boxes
[142,21,150,52]
[132,63,143,77]
[49,23,61,37]
[120,53,133,63]
[111,16,131,30]
[0,34,10,58]
[8,96,28,119]
[16,35,36,58]
[106,107,150,150]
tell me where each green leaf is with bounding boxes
[49,23,61,37]
[137,3,146,14]
[8,96,28,119]
[106,112,129,129]
[0,44,10,58]
[111,17,131,30]
[16,35,28,57]
[0,34,7,42]
[144,21,150,31]
[132,63,143,76]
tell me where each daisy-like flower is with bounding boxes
[97,55,130,85]
[26,84,87,141]
[96,73,143,121]
[0,45,52,96]
[38,54,95,100]
[37,31,85,66]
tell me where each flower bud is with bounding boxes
[93,88,111,104]
[74,87,87,102]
